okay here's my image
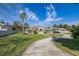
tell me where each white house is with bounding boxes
[45,27,70,34]
[58,28,70,34]
[0,22,5,31]
[0,22,12,31]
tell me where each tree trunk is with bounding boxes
[22,20,25,34]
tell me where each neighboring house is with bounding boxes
[45,27,57,34]
[0,22,16,37]
[25,28,34,34]
[0,22,5,30]
[52,28,60,34]
[52,28,70,34]
[25,26,70,34]
[0,22,12,31]
[25,26,45,34]
[45,27,70,34]
[37,26,45,34]
[38,26,45,31]
[2,25,12,31]
[58,28,70,34]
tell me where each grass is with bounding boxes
[49,33,79,56]
[0,33,47,56]
[54,38,79,56]
[47,34,63,38]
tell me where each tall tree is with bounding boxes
[19,10,26,34]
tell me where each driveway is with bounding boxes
[22,37,71,56]
[62,34,72,39]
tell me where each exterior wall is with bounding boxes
[0,26,2,30]
[38,27,44,31]
[0,26,12,31]
[59,30,70,34]
[25,29,34,34]
[38,31,44,34]
[58,28,70,34]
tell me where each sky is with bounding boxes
[0,3,79,27]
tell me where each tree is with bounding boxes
[53,24,56,27]
[53,24,59,28]
[12,21,22,32]
[71,25,79,39]
[62,24,70,30]
[70,25,76,32]
[59,24,63,28]
[19,10,26,34]
[24,23,30,30]
[72,25,76,29]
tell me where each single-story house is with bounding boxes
[52,28,70,34]
[25,26,45,34]
[58,28,70,34]
[0,23,5,30]
[0,22,12,31]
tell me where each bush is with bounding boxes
[71,25,79,39]
[33,30,38,34]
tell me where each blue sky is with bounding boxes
[0,3,79,27]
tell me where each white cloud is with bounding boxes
[45,4,62,22]
[19,9,24,14]
[25,8,39,21]
[55,18,63,21]
[45,18,54,22]
[46,6,50,11]
[45,17,62,22]
[46,4,57,18]
[64,20,79,25]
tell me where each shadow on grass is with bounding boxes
[53,37,79,51]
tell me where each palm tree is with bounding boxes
[19,10,26,34]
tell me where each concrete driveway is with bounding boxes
[22,37,71,56]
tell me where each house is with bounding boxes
[45,27,70,34]
[37,26,45,34]
[38,26,45,31]
[0,22,5,30]
[0,22,16,37]
[52,28,70,34]
[45,27,58,34]
[0,20,5,30]
[0,22,12,31]
[52,28,60,34]
[25,26,70,34]
[58,28,70,34]
[25,26,45,34]
[25,28,34,34]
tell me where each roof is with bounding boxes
[0,23,5,26]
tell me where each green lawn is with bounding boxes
[47,34,63,38]
[49,34,79,56]
[54,38,79,56]
[0,33,47,56]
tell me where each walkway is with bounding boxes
[22,37,71,56]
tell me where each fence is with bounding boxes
[0,30,17,37]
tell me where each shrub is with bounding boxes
[71,25,79,39]
[33,30,38,34]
